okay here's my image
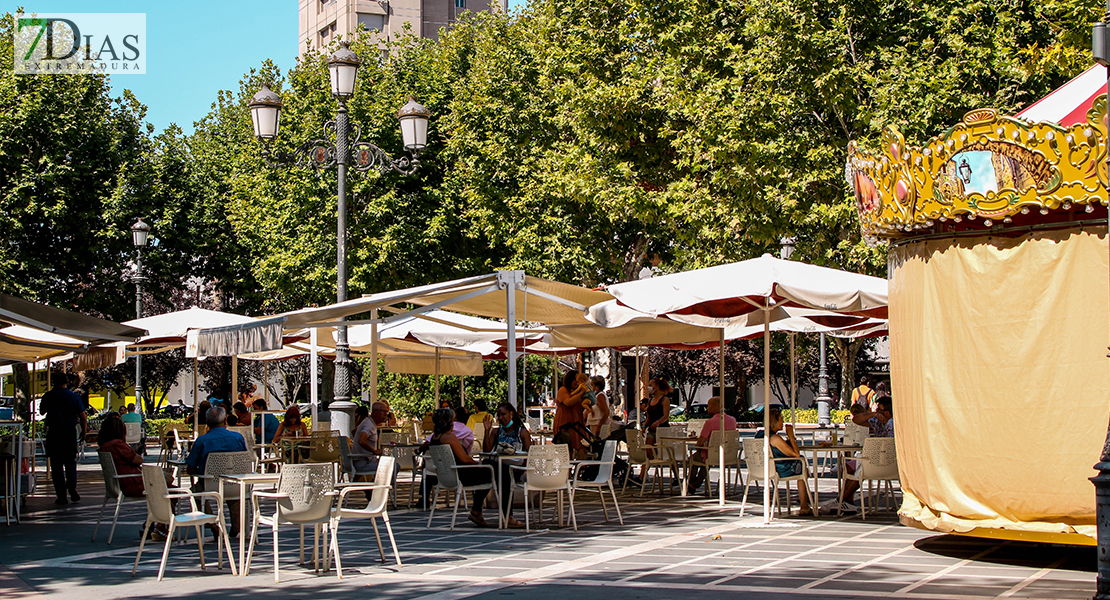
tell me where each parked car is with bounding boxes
[686,401,710,419]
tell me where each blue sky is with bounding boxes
[7,1,526,135]
[7,0,298,134]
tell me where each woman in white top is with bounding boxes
[586,375,611,437]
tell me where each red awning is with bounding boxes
[1016,65,1107,126]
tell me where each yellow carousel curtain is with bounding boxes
[890,227,1108,540]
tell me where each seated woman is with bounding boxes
[480,402,530,528]
[273,405,309,461]
[97,413,145,498]
[428,408,525,529]
[754,407,812,515]
[232,402,251,431]
[98,413,175,537]
[273,405,308,440]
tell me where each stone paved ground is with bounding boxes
[0,453,1095,600]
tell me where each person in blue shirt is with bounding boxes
[185,406,247,537]
[251,399,280,445]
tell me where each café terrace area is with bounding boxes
[0,450,1092,600]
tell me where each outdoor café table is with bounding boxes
[478,450,529,528]
[656,434,698,497]
[280,437,314,464]
[798,443,861,517]
[0,421,24,523]
[217,472,281,576]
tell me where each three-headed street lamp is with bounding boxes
[248,40,431,406]
[130,218,150,414]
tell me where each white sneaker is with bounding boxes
[818,498,839,509]
[839,502,858,513]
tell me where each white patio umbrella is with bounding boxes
[588,254,888,522]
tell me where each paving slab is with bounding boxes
[0,453,1097,600]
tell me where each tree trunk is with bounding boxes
[12,363,31,421]
[832,337,865,408]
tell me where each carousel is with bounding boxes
[846,66,1110,545]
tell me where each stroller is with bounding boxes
[553,421,633,482]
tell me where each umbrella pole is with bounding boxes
[460,377,465,406]
[790,333,796,429]
[231,356,238,407]
[310,328,319,429]
[434,347,441,406]
[370,309,379,405]
[635,347,641,430]
[719,329,726,507]
[763,304,771,525]
[193,359,199,431]
[264,362,269,405]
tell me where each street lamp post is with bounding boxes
[130,218,150,415]
[249,40,430,410]
[779,236,832,424]
[1092,15,1110,600]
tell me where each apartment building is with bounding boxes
[299,0,507,55]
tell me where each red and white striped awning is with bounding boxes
[1016,65,1106,126]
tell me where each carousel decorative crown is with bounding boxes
[845,97,1109,240]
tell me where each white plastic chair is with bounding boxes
[131,464,236,580]
[739,438,813,517]
[686,419,708,439]
[203,451,254,504]
[471,423,485,456]
[844,437,898,519]
[328,456,402,577]
[125,422,143,451]
[570,440,623,527]
[246,463,337,582]
[623,429,676,496]
[92,452,144,544]
[688,430,742,497]
[844,421,869,446]
[424,445,501,531]
[338,436,378,483]
[511,444,574,532]
[226,426,254,456]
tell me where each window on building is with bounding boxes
[455,0,466,7]
[319,21,337,45]
[357,13,385,32]
[318,0,333,13]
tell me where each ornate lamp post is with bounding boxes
[248,41,430,408]
[130,218,150,415]
[1091,17,1110,600]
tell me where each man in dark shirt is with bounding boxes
[39,372,87,505]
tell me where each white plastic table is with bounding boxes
[217,472,280,575]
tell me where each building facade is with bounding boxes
[298,0,506,55]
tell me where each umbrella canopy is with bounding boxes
[0,293,146,344]
[124,307,260,348]
[0,327,87,363]
[594,254,887,326]
[585,256,888,522]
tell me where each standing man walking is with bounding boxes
[40,372,87,505]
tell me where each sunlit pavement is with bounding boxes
[0,454,1094,600]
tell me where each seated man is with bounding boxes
[251,398,280,445]
[685,396,736,494]
[185,406,247,537]
[352,403,389,475]
[824,396,894,513]
[120,403,145,453]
